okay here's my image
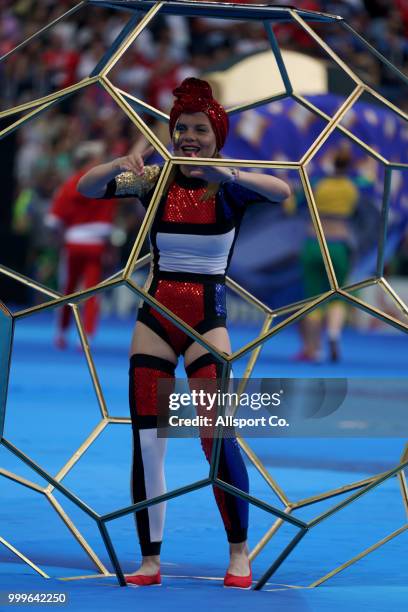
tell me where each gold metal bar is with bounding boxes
[2,437,99,519]
[72,306,109,418]
[46,493,110,575]
[0,265,61,299]
[301,86,364,164]
[293,472,388,509]
[264,21,293,95]
[377,168,393,277]
[101,76,170,160]
[335,126,389,165]
[268,295,328,319]
[342,21,408,89]
[399,444,408,517]
[0,77,100,120]
[0,468,44,494]
[100,3,164,76]
[237,437,290,506]
[292,93,330,120]
[249,508,293,562]
[338,289,408,333]
[226,276,273,314]
[231,290,334,362]
[103,256,150,284]
[130,253,151,272]
[0,301,12,317]
[239,314,273,384]
[0,1,87,64]
[310,524,408,587]
[398,471,408,518]
[0,101,51,140]
[364,86,408,124]
[124,161,172,276]
[126,278,228,361]
[0,311,13,439]
[89,11,142,77]
[292,94,389,164]
[232,315,273,416]
[172,157,300,169]
[45,420,109,494]
[60,573,115,581]
[0,75,96,140]
[308,459,408,528]
[14,278,123,319]
[0,537,49,578]
[103,268,125,283]
[107,417,131,424]
[299,167,337,288]
[254,527,308,590]
[342,277,379,294]
[226,92,288,116]
[290,10,363,85]
[389,163,408,170]
[379,277,408,318]
[117,88,169,122]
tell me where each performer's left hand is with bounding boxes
[189,166,235,183]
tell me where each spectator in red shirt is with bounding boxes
[42,31,80,91]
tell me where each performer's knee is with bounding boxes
[185,352,224,380]
[129,353,176,428]
[186,353,234,458]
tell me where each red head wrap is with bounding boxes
[169,78,229,150]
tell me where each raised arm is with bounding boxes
[77,151,147,198]
[189,166,291,202]
[228,169,291,202]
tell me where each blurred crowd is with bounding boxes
[2,1,408,111]
[1,0,408,308]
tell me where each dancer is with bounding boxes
[46,142,117,348]
[78,78,291,588]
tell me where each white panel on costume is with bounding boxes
[156,229,235,275]
[65,221,112,244]
[139,429,168,543]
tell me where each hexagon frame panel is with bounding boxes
[0,0,407,591]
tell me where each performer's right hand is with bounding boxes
[114,152,145,176]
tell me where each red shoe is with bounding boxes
[224,567,252,589]
[292,350,311,362]
[292,350,323,364]
[125,571,161,587]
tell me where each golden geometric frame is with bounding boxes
[0,0,407,591]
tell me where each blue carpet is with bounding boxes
[0,313,407,611]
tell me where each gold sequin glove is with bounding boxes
[114,164,161,197]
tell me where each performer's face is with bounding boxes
[173,112,217,161]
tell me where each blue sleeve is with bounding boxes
[222,181,267,208]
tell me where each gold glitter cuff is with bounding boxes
[114,164,161,197]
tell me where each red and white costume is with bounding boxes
[46,167,116,337]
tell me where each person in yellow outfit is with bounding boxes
[297,146,359,362]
